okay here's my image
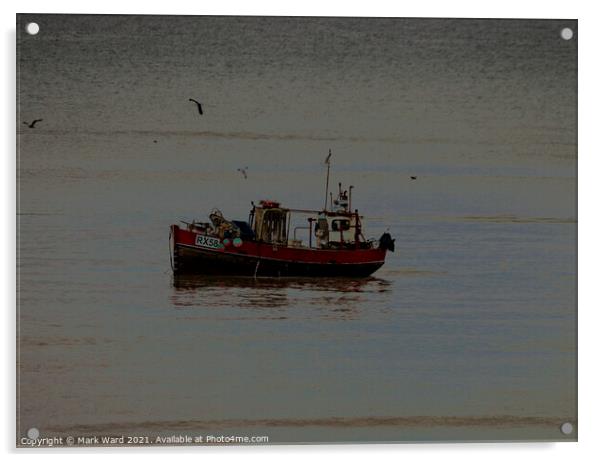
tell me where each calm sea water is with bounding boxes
[17,15,576,443]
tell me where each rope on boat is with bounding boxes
[168,227,174,272]
[254,258,260,278]
[253,240,262,278]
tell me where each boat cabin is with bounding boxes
[249,188,367,250]
[251,201,290,245]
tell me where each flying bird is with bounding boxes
[23,119,43,128]
[237,167,248,179]
[188,98,203,115]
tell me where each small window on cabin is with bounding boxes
[332,219,350,231]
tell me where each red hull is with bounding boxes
[171,225,386,277]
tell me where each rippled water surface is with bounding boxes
[17,15,576,443]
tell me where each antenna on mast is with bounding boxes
[324,149,332,210]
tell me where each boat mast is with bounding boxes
[324,149,332,210]
[349,185,354,211]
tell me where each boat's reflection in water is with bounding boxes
[170,275,392,321]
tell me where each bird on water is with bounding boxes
[23,119,43,128]
[410,176,417,180]
[188,98,203,115]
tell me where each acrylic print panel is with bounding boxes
[16,14,577,446]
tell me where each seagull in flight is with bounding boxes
[23,119,43,128]
[188,98,203,115]
[237,167,248,179]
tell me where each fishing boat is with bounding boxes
[169,153,394,277]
